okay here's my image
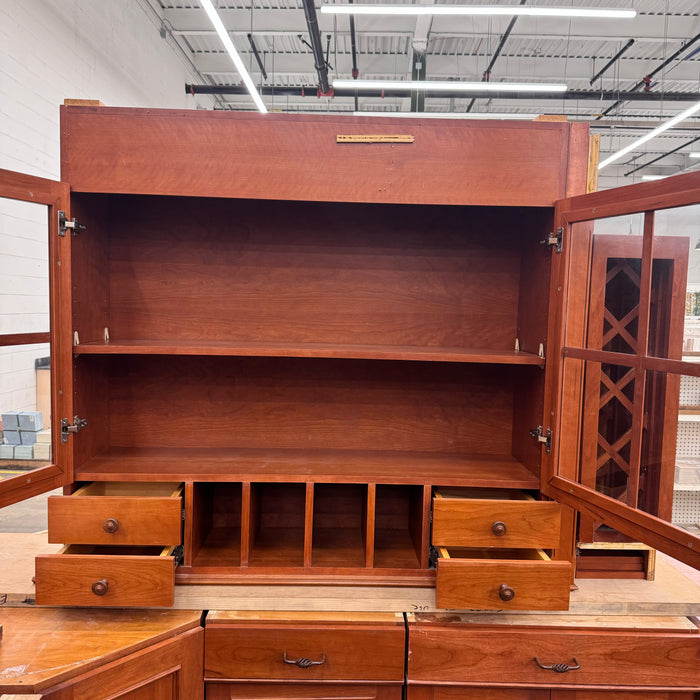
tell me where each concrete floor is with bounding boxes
[0,469,58,532]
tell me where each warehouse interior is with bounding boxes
[0,1,699,697]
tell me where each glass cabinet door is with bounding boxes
[546,171,700,570]
[0,169,72,507]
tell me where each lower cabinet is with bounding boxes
[204,612,406,700]
[0,609,203,699]
[407,689,698,700]
[406,614,700,697]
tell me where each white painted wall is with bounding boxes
[0,0,213,444]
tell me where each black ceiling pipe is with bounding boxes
[186,84,700,102]
[301,0,331,94]
[624,135,700,177]
[599,31,700,119]
[590,39,635,85]
[247,34,268,81]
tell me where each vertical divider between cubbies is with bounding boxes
[416,485,432,569]
[182,481,194,568]
[365,484,376,568]
[240,481,253,567]
[304,482,315,567]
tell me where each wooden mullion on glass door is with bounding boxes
[626,210,655,510]
[0,169,73,507]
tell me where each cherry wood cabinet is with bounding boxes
[0,107,699,609]
[407,614,700,697]
[0,608,203,698]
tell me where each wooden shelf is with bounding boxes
[75,448,540,488]
[73,340,544,366]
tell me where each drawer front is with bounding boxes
[207,684,403,700]
[35,550,175,607]
[48,487,182,546]
[432,498,561,549]
[205,626,405,681]
[408,627,700,688]
[436,556,571,610]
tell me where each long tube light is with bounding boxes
[199,0,267,114]
[333,79,567,93]
[353,111,539,119]
[598,100,700,170]
[321,4,636,18]
[690,152,700,158]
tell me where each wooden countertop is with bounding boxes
[0,608,201,693]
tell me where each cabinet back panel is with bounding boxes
[106,197,534,349]
[105,356,514,454]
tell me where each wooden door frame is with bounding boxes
[0,168,73,507]
[542,171,700,569]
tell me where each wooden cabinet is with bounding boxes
[204,612,405,700]
[407,614,700,696]
[0,608,203,698]
[0,107,699,608]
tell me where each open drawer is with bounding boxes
[47,482,183,546]
[432,488,561,549]
[436,547,571,610]
[35,544,177,607]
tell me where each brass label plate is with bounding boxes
[337,134,415,143]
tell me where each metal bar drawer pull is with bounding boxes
[283,652,327,668]
[534,657,580,673]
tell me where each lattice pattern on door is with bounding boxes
[579,236,686,543]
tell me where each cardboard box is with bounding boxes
[0,445,15,459]
[18,411,43,431]
[1,411,20,430]
[14,445,34,459]
[20,431,38,445]
[33,443,51,460]
[4,430,21,445]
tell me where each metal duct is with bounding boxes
[301,0,331,94]
[186,84,700,103]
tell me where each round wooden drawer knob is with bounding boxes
[499,583,515,601]
[102,518,119,534]
[91,579,109,596]
[491,521,507,536]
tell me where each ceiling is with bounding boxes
[144,0,700,186]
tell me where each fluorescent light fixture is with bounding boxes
[690,152,700,158]
[334,79,567,93]
[199,0,267,114]
[641,175,667,181]
[353,111,539,120]
[598,100,700,170]
[321,3,636,18]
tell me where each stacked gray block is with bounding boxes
[2,411,44,459]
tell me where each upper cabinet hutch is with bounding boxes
[0,106,698,610]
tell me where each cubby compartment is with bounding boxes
[190,483,242,568]
[373,485,427,569]
[312,483,368,568]
[247,483,307,567]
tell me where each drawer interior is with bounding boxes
[60,544,175,557]
[72,482,182,498]
[439,547,551,562]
